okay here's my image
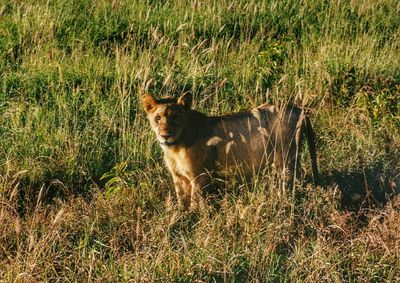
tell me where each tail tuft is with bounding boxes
[304,116,319,185]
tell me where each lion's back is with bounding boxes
[192,104,304,175]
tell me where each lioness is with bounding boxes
[142,92,318,211]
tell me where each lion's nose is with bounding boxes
[161,134,172,140]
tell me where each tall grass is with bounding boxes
[1,0,399,281]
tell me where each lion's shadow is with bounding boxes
[322,160,399,211]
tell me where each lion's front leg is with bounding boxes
[173,176,191,211]
[189,173,209,212]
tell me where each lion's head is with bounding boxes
[142,92,192,147]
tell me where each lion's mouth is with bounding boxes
[159,135,178,146]
[160,140,178,146]
[159,131,181,146]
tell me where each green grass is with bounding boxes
[1,0,399,281]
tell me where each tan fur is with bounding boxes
[142,93,318,211]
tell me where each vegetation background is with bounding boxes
[0,0,399,281]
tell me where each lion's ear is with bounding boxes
[141,94,157,113]
[177,92,192,109]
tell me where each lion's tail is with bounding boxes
[304,116,319,185]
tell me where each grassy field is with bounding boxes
[1,0,399,281]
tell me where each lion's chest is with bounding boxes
[163,147,200,180]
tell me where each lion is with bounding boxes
[142,92,318,211]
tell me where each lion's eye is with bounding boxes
[155,115,161,122]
